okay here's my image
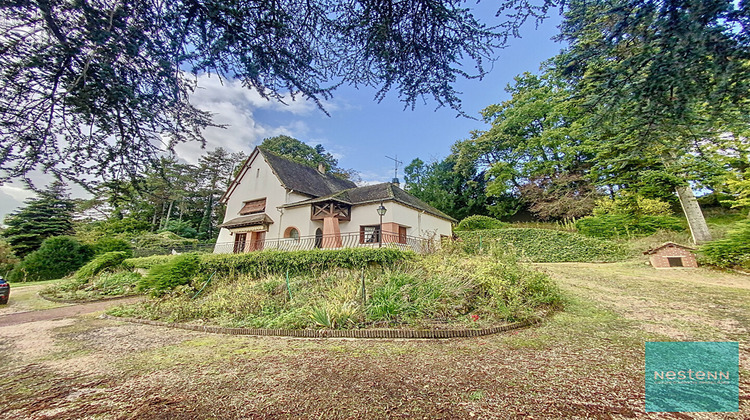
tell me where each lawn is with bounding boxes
[1,261,747,418]
[0,279,68,315]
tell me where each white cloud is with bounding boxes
[174,75,320,165]
[0,184,34,202]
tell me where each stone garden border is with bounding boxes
[103,314,541,339]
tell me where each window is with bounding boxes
[233,233,247,253]
[284,227,300,241]
[667,257,684,267]
[239,198,266,215]
[360,225,381,244]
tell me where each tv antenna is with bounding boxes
[385,155,403,183]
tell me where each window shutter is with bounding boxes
[239,198,266,215]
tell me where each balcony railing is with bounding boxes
[214,231,440,254]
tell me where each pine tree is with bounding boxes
[1,181,75,258]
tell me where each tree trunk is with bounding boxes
[163,200,174,229]
[675,185,712,244]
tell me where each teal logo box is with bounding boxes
[645,342,738,412]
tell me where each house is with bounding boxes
[643,242,698,268]
[214,147,456,253]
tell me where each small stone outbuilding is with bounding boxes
[644,242,698,269]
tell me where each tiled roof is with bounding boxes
[259,149,357,197]
[282,182,457,222]
[220,213,274,229]
[643,242,696,255]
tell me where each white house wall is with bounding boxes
[215,152,453,253]
[346,201,452,239]
[215,153,309,250]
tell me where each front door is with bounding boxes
[233,233,247,253]
[249,231,265,251]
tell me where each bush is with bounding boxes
[700,219,750,269]
[158,220,198,239]
[132,231,199,254]
[75,251,130,280]
[593,193,674,217]
[42,271,142,301]
[0,239,19,277]
[455,215,508,231]
[8,236,94,282]
[139,253,201,296]
[123,255,176,270]
[92,237,133,257]
[455,228,627,262]
[575,214,684,239]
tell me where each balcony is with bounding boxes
[215,231,440,254]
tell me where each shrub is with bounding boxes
[593,192,673,217]
[132,231,199,253]
[42,271,142,301]
[158,220,198,239]
[455,228,627,262]
[0,239,19,277]
[8,236,94,282]
[139,253,200,296]
[123,255,176,270]
[92,237,133,257]
[699,220,750,269]
[75,251,130,280]
[575,214,683,239]
[455,215,508,231]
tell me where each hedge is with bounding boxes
[124,248,413,277]
[198,248,413,276]
[456,228,627,262]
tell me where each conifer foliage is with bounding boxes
[1,181,75,258]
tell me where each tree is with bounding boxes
[557,0,750,242]
[404,156,492,220]
[452,70,596,219]
[0,0,553,187]
[1,180,75,258]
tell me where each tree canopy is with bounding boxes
[0,0,555,187]
[1,180,75,257]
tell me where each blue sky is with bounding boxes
[0,7,564,221]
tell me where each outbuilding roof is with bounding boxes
[643,242,696,255]
[282,182,457,222]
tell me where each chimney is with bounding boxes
[391,177,400,188]
[317,163,326,174]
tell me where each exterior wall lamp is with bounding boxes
[376,203,387,248]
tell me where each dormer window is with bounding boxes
[239,198,266,215]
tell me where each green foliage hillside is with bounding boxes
[110,248,562,329]
[700,220,750,270]
[456,228,627,262]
